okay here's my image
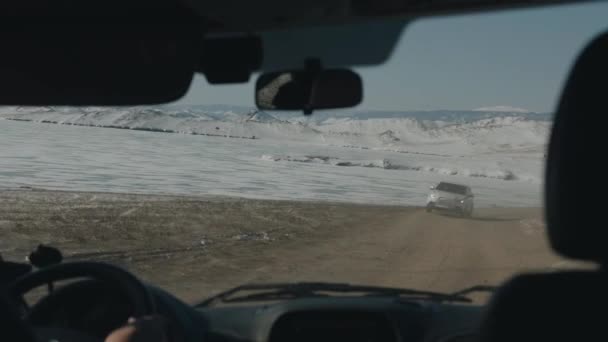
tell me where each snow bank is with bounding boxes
[260,154,537,182]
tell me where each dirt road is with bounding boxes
[0,190,591,303]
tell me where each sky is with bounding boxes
[176,1,608,113]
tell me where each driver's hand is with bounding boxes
[105,316,168,342]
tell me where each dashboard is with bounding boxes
[25,282,484,342]
[194,294,483,342]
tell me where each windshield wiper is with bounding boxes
[451,285,497,297]
[196,282,471,307]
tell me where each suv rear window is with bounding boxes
[436,182,468,195]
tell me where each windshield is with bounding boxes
[435,183,467,195]
[1,3,605,304]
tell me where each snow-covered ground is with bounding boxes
[0,106,549,207]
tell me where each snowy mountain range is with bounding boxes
[0,105,551,156]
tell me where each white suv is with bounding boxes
[426,182,474,217]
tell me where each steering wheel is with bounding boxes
[7,262,156,342]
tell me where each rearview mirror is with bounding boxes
[255,68,362,114]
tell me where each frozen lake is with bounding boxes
[0,118,543,207]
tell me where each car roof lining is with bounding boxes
[183,0,594,34]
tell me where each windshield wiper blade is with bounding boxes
[197,282,471,307]
[451,285,497,297]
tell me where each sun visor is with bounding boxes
[0,1,200,106]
